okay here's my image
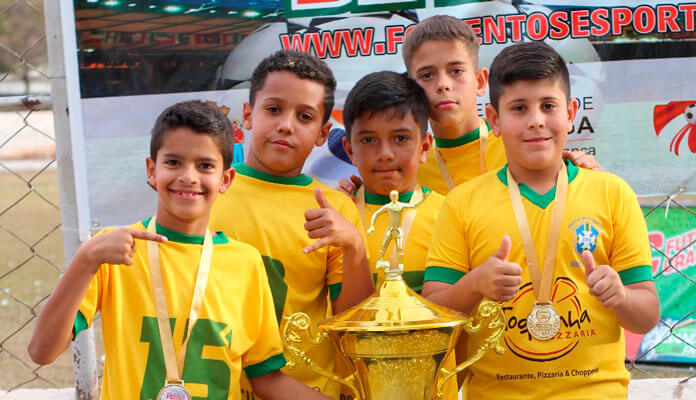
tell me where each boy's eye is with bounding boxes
[266,105,280,113]
[418,72,433,80]
[164,159,179,166]
[394,135,409,143]
[450,68,464,76]
[199,162,214,170]
[511,104,525,112]
[543,103,557,110]
[299,112,313,121]
[359,136,375,144]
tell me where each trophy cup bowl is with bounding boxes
[282,276,505,400]
[282,191,505,399]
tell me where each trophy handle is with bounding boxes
[435,300,506,399]
[282,313,363,400]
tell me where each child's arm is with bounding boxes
[581,251,660,333]
[27,228,167,364]
[422,235,522,315]
[335,175,363,200]
[303,187,374,313]
[249,371,332,400]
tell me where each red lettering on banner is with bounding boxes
[308,31,342,58]
[634,6,656,34]
[657,5,680,32]
[484,15,506,43]
[386,26,404,54]
[571,9,591,37]
[527,13,548,40]
[464,18,482,39]
[341,29,373,57]
[280,33,312,53]
[508,14,525,41]
[678,4,696,31]
[612,7,633,35]
[590,8,611,36]
[549,11,570,39]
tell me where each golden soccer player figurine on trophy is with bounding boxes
[283,190,506,400]
[367,190,426,277]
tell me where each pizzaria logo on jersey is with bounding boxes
[503,278,596,362]
[569,216,603,255]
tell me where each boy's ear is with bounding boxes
[419,133,433,164]
[485,104,501,137]
[241,103,253,130]
[315,121,332,147]
[566,97,579,132]
[218,167,235,194]
[146,157,157,190]
[342,136,355,165]
[475,68,489,98]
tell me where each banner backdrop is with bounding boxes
[64,0,696,362]
[626,207,696,364]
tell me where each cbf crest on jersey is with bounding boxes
[570,217,602,254]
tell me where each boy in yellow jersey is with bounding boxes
[28,101,331,400]
[340,71,457,399]
[209,50,374,399]
[422,42,660,399]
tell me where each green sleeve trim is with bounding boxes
[329,283,342,301]
[402,270,425,293]
[619,265,653,285]
[423,266,465,285]
[244,353,287,378]
[72,310,88,340]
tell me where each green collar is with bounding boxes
[234,163,313,186]
[434,120,490,148]
[496,160,579,209]
[363,186,432,205]
[141,217,228,244]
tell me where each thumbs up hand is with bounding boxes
[303,187,361,253]
[581,250,626,308]
[472,235,523,302]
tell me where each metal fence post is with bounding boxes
[43,0,99,398]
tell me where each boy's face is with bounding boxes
[343,108,432,196]
[485,77,578,175]
[242,70,331,176]
[146,127,233,231]
[408,40,488,131]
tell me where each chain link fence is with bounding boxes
[0,0,694,399]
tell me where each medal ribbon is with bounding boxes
[507,163,567,303]
[356,185,423,267]
[147,217,213,384]
[434,118,488,190]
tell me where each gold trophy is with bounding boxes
[283,190,505,400]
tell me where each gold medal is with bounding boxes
[157,382,192,400]
[527,303,560,341]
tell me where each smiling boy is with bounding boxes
[422,42,659,399]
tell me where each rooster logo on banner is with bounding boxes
[653,101,696,156]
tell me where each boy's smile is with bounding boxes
[408,40,487,138]
[243,70,331,177]
[146,127,233,235]
[343,108,431,196]
[486,77,578,189]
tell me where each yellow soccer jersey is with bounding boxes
[74,219,285,400]
[425,161,653,400]
[210,163,366,399]
[418,120,506,195]
[362,187,444,292]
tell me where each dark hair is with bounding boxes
[402,15,479,70]
[150,100,234,168]
[343,71,429,139]
[249,50,337,123]
[488,42,571,110]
